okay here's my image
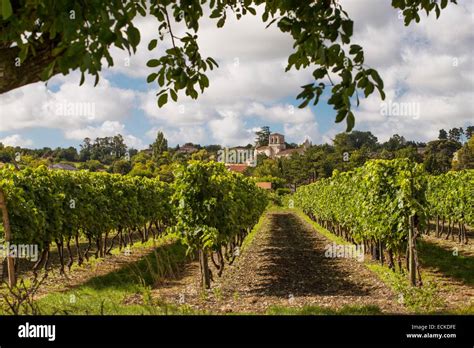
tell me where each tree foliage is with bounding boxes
[0,0,457,130]
[423,139,461,174]
[255,126,270,147]
[452,137,474,171]
[151,131,168,162]
[79,135,128,164]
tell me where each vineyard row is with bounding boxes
[0,162,268,288]
[291,159,473,286]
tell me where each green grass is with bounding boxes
[418,239,474,286]
[266,304,382,315]
[367,263,443,313]
[290,208,349,245]
[241,209,270,253]
[450,302,474,314]
[31,236,198,315]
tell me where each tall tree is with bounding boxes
[438,129,448,140]
[151,131,168,161]
[333,130,378,153]
[255,126,271,147]
[423,140,461,175]
[0,0,456,131]
[448,127,463,143]
[383,134,407,151]
[281,154,312,189]
[464,126,474,140]
[453,137,474,170]
[111,135,127,159]
[252,158,282,178]
[53,146,79,162]
[79,135,127,164]
[0,142,15,162]
[79,137,92,161]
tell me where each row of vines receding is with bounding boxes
[0,161,268,289]
[291,159,473,287]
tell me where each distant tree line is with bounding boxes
[0,125,472,186]
[247,126,474,189]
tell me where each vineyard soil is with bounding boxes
[4,209,472,315]
[153,209,405,314]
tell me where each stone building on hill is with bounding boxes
[255,133,311,159]
[176,143,198,154]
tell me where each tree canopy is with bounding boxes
[151,131,169,162]
[255,126,270,147]
[0,0,457,131]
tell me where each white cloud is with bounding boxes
[1,1,472,148]
[197,6,294,62]
[64,120,125,140]
[245,103,314,124]
[146,126,208,146]
[0,75,136,132]
[122,6,317,146]
[402,52,472,95]
[321,0,474,143]
[106,5,296,79]
[104,15,170,79]
[139,92,214,126]
[341,0,396,30]
[124,134,146,150]
[138,57,313,130]
[0,134,33,147]
[208,112,255,147]
[283,122,320,144]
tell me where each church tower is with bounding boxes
[268,133,286,155]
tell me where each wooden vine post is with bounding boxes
[199,249,211,289]
[0,188,16,287]
[408,215,417,287]
[407,165,418,287]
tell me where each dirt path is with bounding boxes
[418,235,474,312]
[153,210,405,313]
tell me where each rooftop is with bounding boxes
[225,163,249,174]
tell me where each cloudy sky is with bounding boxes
[0,0,473,149]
